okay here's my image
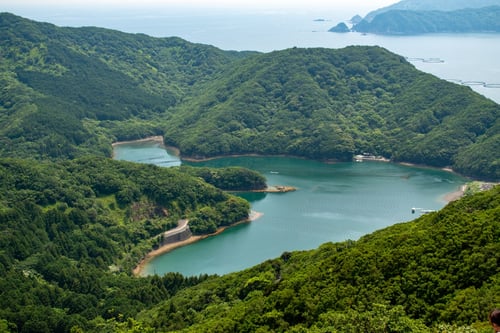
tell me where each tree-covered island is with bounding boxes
[352,6,500,35]
[330,0,500,35]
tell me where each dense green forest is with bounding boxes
[353,6,500,34]
[0,12,499,332]
[0,13,498,180]
[0,157,255,269]
[164,46,499,180]
[0,157,254,332]
[0,12,253,159]
[180,165,267,191]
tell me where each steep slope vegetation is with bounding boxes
[138,185,500,332]
[164,46,499,180]
[0,156,252,331]
[0,13,251,159]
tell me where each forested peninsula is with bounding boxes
[341,0,500,35]
[352,6,500,34]
[362,0,500,22]
[0,12,499,332]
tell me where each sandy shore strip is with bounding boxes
[112,135,164,147]
[443,184,467,202]
[112,135,181,159]
[398,161,459,174]
[133,211,263,276]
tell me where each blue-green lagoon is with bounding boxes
[113,138,181,167]
[114,141,466,277]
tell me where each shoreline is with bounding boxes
[115,139,474,276]
[181,153,298,163]
[398,161,457,174]
[112,136,165,159]
[397,162,469,203]
[132,183,467,276]
[133,211,263,277]
[112,135,181,160]
[443,184,467,202]
[112,135,164,147]
[111,138,468,183]
[254,185,296,193]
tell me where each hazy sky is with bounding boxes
[1,0,402,48]
[2,0,399,12]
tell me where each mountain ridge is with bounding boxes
[364,0,500,22]
[353,6,500,34]
[1,12,498,180]
[163,46,499,180]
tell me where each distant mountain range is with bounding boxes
[363,0,500,22]
[330,0,500,35]
[353,6,500,35]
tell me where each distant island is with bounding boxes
[353,6,500,35]
[328,22,350,33]
[330,0,500,35]
[363,0,500,22]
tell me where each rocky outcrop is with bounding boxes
[328,22,350,33]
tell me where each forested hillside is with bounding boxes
[164,46,499,180]
[0,13,499,180]
[0,12,253,159]
[0,157,254,332]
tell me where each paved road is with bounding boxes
[163,219,189,237]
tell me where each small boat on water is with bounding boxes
[411,207,436,214]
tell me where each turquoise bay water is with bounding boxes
[113,142,466,277]
[113,141,181,167]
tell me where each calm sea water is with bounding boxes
[6,6,500,102]
[113,141,181,167]
[114,142,466,276]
